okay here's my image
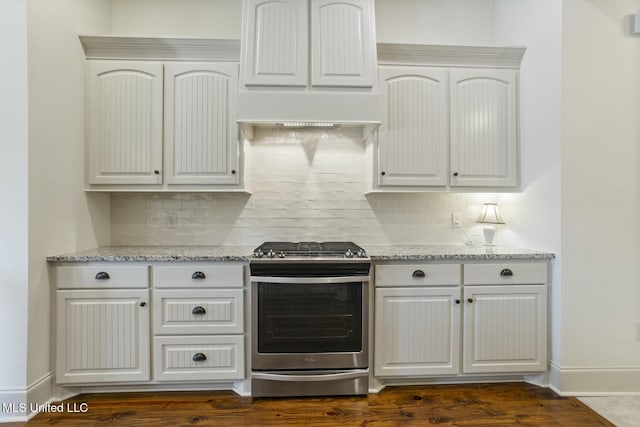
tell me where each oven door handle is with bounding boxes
[252,370,368,382]
[250,276,369,284]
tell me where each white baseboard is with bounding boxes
[0,371,54,423]
[550,362,640,396]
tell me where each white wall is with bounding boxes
[0,0,30,413]
[110,0,241,38]
[559,0,640,393]
[27,0,112,394]
[375,0,495,45]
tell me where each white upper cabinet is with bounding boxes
[86,59,241,190]
[87,61,163,185]
[378,67,448,187]
[242,0,308,86]
[310,0,376,87]
[241,0,376,88]
[450,69,518,188]
[375,45,525,192]
[164,63,239,185]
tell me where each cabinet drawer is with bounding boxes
[153,264,244,288]
[153,335,244,381]
[464,263,547,285]
[375,264,461,287]
[56,265,149,289]
[153,289,243,335]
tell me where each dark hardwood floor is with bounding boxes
[5,383,613,426]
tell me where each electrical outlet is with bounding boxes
[451,213,462,228]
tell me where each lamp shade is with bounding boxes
[476,203,506,224]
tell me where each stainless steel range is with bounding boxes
[249,242,370,397]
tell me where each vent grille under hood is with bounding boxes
[237,0,381,133]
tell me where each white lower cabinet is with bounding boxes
[154,335,244,381]
[54,262,245,387]
[151,263,245,382]
[374,261,548,379]
[463,285,547,373]
[374,287,461,376]
[56,289,151,384]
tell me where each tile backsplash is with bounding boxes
[111,128,489,246]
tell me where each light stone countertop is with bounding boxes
[47,244,554,263]
[365,244,554,261]
[46,246,255,263]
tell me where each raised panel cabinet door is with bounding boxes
[241,0,308,86]
[463,285,547,374]
[56,289,151,384]
[450,69,518,188]
[164,63,239,185]
[87,61,163,185]
[378,67,448,187]
[311,0,376,87]
[374,287,461,377]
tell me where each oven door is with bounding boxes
[251,276,369,371]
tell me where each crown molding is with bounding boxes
[79,35,241,61]
[377,43,526,68]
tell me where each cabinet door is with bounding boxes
[241,0,307,86]
[164,63,239,185]
[310,0,376,87]
[450,69,518,187]
[463,285,547,373]
[378,67,448,187]
[375,287,461,377]
[56,289,150,384]
[87,61,163,185]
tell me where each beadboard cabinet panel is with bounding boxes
[153,289,244,335]
[450,69,518,187]
[463,285,547,373]
[87,61,163,185]
[375,287,461,376]
[241,0,308,86]
[56,289,151,384]
[154,335,245,381]
[310,0,376,87]
[164,63,239,185]
[378,67,448,186]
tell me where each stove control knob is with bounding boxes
[278,251,286,258]
[357,249,366,258]
[267,249,276,258]
[254,250,264,258]
[345,249,354,258]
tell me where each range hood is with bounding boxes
[237,0,381,137]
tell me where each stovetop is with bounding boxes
[252,241,368,260]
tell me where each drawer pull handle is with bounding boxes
[192,306,206,315]
[500,268,514,277]
[95,271,110,280]
[192,271,206,280]
[412,270,426,278]
[467,298,474,303]
[192,353,207,362]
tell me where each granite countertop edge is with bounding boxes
[47,245,555,263]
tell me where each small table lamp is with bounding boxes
[476,203,505,246]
